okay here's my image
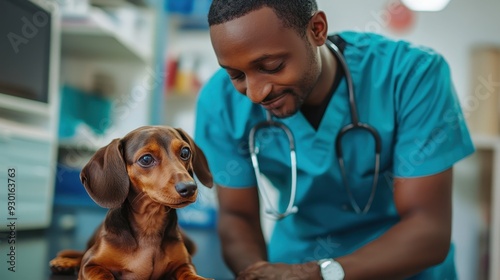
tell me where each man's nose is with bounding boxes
[245,76,272,104]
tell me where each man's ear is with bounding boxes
[308,10,328,45]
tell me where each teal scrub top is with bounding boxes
[194,31,475,279]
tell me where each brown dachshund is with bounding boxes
[49,126,214,280]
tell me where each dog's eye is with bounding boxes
[138,154,155,167]
[180,147,191,161]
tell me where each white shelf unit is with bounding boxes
[472,134,500,280]
[61,7,152,63]
[57,2,166,152]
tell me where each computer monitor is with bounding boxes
[0,0,60,115]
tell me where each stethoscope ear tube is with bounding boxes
[249,120,296,154]
[328,37,382,214]
[335,123,382,157]
[335,124,382,214]
[249,114,298,220]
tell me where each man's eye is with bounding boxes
[138,155,155,167]
[180,147,191,161]
[229,72,245,81]
[261,62,284,74]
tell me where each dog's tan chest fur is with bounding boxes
[115,245,185,279]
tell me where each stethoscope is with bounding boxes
[248,39,382,220]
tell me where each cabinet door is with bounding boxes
[0,135,55,230]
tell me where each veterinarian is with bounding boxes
[194,0,475,279]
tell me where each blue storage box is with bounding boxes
[165,0,211,30]
[54,164,98,207]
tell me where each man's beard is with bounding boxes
[268,89,308,119]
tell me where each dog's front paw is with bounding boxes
[49,250,83,275]
[49,256,81,275]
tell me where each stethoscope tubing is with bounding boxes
[327,39,382,214]
[249,39,383,219]
[249,111,298,220]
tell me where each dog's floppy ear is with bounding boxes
[175,128,214,188]
[80,138,130,208]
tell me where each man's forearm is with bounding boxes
[218,213,268,275]
[336,212,451,280]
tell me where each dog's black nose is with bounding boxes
[175,182,197,198]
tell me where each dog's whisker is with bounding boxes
[131,192,148,205]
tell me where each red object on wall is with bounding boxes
[386,0,416,33]
[165,56,178,92]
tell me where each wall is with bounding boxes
[319,0,500,102]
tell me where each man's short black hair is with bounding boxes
[208,0,318,36]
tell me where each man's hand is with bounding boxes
[237,261,321,280]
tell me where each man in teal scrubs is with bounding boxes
[194,0,475,279]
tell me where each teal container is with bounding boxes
[59,85,112,138]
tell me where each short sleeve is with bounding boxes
[194,70,258,187]
[393,50,475,177]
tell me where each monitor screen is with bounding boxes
[0,0,52,103]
